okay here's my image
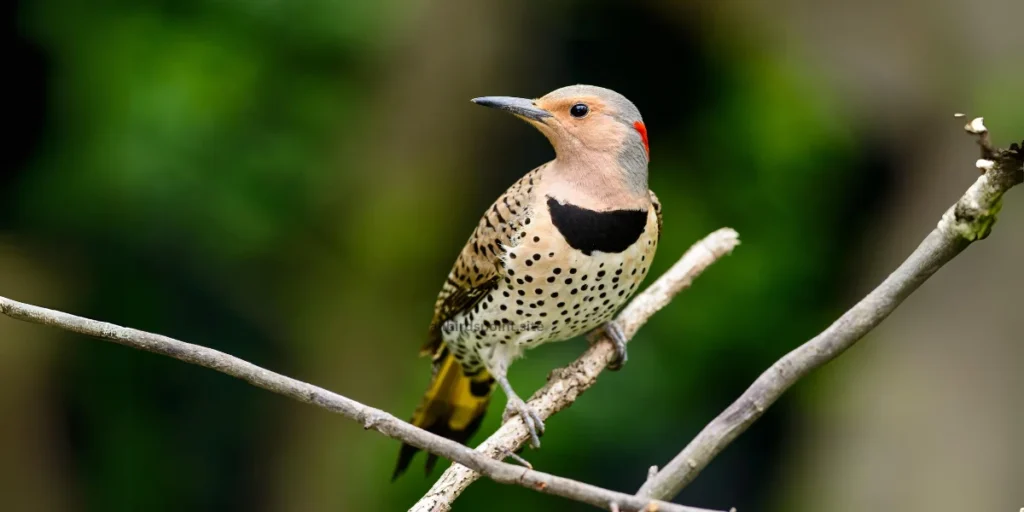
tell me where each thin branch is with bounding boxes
[411,228,741,512]
[0,296,714,512]
[0,229,739,512]
[636,119,1023,501]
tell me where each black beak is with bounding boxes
[471,96,551,122]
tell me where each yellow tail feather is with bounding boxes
[393,346,494,479]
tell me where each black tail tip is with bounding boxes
[392,447,442,482]
[392,442,420,482]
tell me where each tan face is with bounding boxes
[531,94,631,155]
[471,85,650,198]
[471,85,649,167]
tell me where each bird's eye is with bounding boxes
[569,103,589,118]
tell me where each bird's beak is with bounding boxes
[471,96,551,122]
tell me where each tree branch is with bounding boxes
[0,229,739,512]
[636,118,1023,501]
[411,228,741,512]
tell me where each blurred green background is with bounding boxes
[2,0,1022,511]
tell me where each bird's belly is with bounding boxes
[445,227,656,368]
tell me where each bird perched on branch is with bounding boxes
[394,85,661,478]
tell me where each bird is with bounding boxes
[393,85,661,479]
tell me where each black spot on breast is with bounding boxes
[547,197,647,255]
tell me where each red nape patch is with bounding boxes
[633,121,650,159]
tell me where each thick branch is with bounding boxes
[636,119,1023,501]
[411,228,741,512]
[0,229,739,512]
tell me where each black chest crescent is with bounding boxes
[546,197,647,255]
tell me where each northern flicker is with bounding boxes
[393,85,661,478]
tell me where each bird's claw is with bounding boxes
[503,397,545,449]
[603,321,628,371]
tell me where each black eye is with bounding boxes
[569,103,589,118]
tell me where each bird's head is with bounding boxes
[472,85,649,195]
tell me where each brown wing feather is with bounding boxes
[420,165,545,356]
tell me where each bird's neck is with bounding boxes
[546,153,649,211]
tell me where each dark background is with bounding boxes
[1,0,1021,511]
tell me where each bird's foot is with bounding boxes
[596,321,628,371]
[502,396,545,449]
